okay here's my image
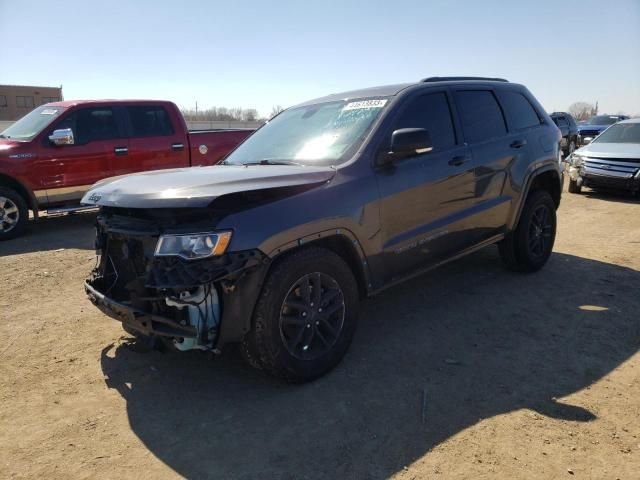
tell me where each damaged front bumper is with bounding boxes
[85,210,270,350]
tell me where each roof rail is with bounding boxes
[421,76,508,83]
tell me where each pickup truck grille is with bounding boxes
[583,157,640,178]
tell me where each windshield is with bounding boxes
[593,123,640,144]
[0,106,65,141]
[223,98,389,167]
[586,115,622,126]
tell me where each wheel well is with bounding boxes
[529,170,561,208]
[272,235,369,298]
[0,174,36,212]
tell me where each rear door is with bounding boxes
[376,90,475,283]
[451,89,517,241]
[118,104,189,176]
[38,106,128,204]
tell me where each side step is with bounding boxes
[45,205,98,217]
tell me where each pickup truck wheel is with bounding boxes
[250,247,359,382]
[568,178,582,194]
[499,190,556,273]
[0,187,28,241]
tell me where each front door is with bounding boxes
[38,106,128,205]
[376,91,476,284]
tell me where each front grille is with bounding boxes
[583,157,640,178]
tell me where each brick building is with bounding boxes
[0,84,63,121]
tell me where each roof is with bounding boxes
[619,117,640,124]
[295,77,518,108]
[45,99,173,108]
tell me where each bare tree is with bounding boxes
[568,102,596,121]
[269,105,284,119]
[180,105,262,122]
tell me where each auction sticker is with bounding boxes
[40,109,59,115]
[343,99,388,111]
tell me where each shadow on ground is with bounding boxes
[0,212,96,256]
[100,249,639,479]
[581,188,640,205]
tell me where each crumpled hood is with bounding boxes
[81,164,336,208]
[574,142,640,159]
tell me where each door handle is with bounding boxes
[510,139,527,149]
[114,146,128,155]
[171,143,185,151]
[448,155,470,166]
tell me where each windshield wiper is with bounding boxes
[242,159,304,167]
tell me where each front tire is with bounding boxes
[499,190,556,273]
[0,187,28,241]
[248,247,359,382]
[568,178,582,194]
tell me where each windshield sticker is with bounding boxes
[342,99,388,111]
[40,109,58,115]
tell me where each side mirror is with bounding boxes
[379,128,433,165]
[49,128,74,146]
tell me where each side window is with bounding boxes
[126,105,174,137]
[392,92,456,151]
[54,107,120,144]
[454,90,507,143]
[497,91,541,130]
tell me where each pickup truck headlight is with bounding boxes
[155,232,232,260]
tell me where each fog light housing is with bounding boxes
[155,232,232,260]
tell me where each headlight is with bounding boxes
[571,154,587,167]
[155,231,232,260]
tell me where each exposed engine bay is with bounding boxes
[85,207,267,351]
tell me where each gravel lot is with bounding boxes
[1,182,639,480]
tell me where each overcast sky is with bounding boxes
[1,0,639,116]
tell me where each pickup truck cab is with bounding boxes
[83,77,562,382]
[0,100,252,239]
[550,112,578,156]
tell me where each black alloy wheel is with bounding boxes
[279,272,346,361]
[528,204,554,259]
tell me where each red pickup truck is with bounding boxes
[0,100,253,239]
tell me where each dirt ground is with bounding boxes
[1,182,638,480]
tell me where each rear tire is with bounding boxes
[248,247,359,382]
[499,190,556,273]
[0,187,28,241]
[568,179,582,194]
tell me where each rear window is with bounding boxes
[454,90,507,143]
[498,91,541,130]
[127,106,174,137]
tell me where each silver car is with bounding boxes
[567,118,640,196]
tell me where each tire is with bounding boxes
[499,190,556,273]
[248,247,359,382]
[568,178,582,194]
[0,187,29,241]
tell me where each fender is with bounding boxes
[507,161,563,231]
[0,173,40,219]
[216,228,373,348]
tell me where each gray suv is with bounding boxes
[83,77,563,382]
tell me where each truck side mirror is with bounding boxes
[378,128,433,165]
[49,128,75,146]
